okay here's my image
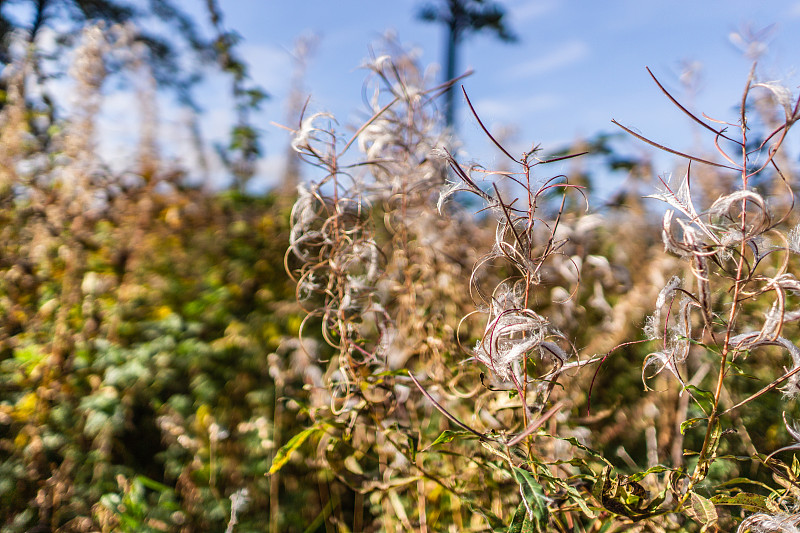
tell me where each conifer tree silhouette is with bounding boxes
[418,0,516,128]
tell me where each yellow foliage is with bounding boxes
[154,306,172,320]
[13,392,37,422]
[195,404,211,430]
[13,430,28,449]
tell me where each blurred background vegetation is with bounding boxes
[0,2,799,532]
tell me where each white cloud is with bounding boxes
[506,40,589,80]
[788,1,800,17]
[471,93,562,123]
[509,0,558,24]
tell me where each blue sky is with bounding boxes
[111,1,800,194]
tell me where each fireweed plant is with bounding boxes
[434,88,588,427]
[281,42,800,532]
[284,41,503,530]
[283,41,630,531]
[611,65,800,531]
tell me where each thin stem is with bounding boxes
[686,74,756,495]
[721,364,800,416]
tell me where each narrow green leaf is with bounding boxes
[373,368,411,378]
[706,418,723,459]
[684,385,714,414]
[406,433,418,462]
[268,424,323,475]
[535,464,595,518]
[427,429,473,448]
[507,501,528,533]
[643,483,669,513]
[692,418,722,483]
[710,492,768,512]
[541,433,613,466]
[512,466,549,530]
[561,483,596,518]
[591,466,610,502]
[715,477,778,494]
[628,465,672,483]
[462,496,505,530]
[133,475,171,493]
[725,359,758,379]
[680,417,704,435]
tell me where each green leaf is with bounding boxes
[133,475,171,493]
[591,466,610,502]
[507,501,534,533]
[715,477,778,494]
[512,466,549,531]
[681,417,704,435]
[563,483,596,518]
[537,470,596,518]
[461,495,504,530]
[693,418,722,483]
[686,492,718,527]
[725,359,758,379]
[268,424,323,475]
[619,478,647,509]
[427,429,474,448]
[541,433,613,467]
[406,433,418,462]
[373,368,411,378]
[710,492,768,512]
[684,385,714,414]
[643,482,669,514]
[628,465,672,483]
[706,418,723,458]
[591,465,662,520]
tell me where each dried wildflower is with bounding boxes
[436,177,470,214]
[643,296,693,387]
[646,275,682,339]
[641,165,799,392]
[738,511,800,533]
[645,172,699,222]
[225,488,250,533]
[286,39,463,400]
[473,283,566,382]
[430,95,584,417]
[788,225,800,254]
[727,332,800,397]
[753,81,799,124]
[290,112,336,158]
[707,189,771,241]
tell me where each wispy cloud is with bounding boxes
[508,0,557,24]
[506,40,589,80]
[471,93,562,123]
